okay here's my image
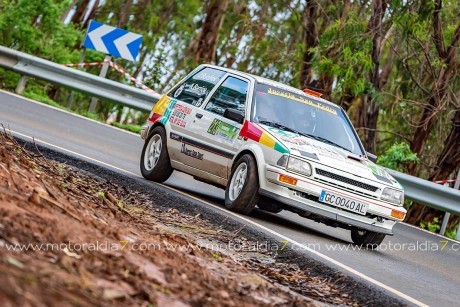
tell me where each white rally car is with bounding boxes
[140,64,406,247]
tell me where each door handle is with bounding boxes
[196,113,203,119]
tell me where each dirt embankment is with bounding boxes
[0,132,356,306]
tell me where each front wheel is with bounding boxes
[224,154,259,214]
[351,229,386,249]
[140,126,173,182]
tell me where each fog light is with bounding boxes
[391,210,405,220]
[279,174,297,186]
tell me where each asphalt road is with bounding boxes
[1,90,459,306]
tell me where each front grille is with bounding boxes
[316,169,378,192]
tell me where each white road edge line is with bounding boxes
[402,222,460,244]
[9,129,428,307]
[0,89,142,137]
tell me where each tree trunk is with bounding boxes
[71,0,91,25]
[361,0,388,153]
[299,0,319,89]
[118,0,133,28]
[406,108,460,225]
[61,0,79,22]
[408,0,460,174]
[82,0,100,29]
[187,0,230,64]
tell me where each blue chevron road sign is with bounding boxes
[83,20,143,62]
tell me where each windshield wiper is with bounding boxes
[258,120,303,135]
[301,133,353,153]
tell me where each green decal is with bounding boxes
[160,99,177,125]
[207,119,239,141]
[274,142,290,154]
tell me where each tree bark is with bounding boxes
[299,0,319,89]
[187,0,230,64]
[408,0,460,174]
[71,0,91,25]
[361,0,388,153]
[406,108,460,225]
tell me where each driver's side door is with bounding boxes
[185,75,250,179]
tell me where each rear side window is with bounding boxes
[169,67,226,107]
[204,77,248,116]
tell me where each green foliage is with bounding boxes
[0,68,20,90]
[110,122,142,134]
[420,217,441,233]
[81,112,103,122]
[23,89,68,110]
[377,143,419,171]
[445,228,457,240]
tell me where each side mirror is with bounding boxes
[367,152,378,163]
[223,108,245,124]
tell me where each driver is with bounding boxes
[293,109,317,134]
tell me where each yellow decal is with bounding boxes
[259,132,276,148]
[267,88,337,115]
[153,95,172,116]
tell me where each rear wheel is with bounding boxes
[140,126,173,182]
[225,154,259,214]
[351,229,386,249]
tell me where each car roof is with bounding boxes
[200,64,338,108]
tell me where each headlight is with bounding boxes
[381,188,404,205]
[287,156,312,177]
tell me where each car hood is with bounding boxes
[260,125,402,189]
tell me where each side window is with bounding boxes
[204,77,248,116]
[169,68,226,107]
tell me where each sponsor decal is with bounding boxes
[207,119,239,142]
[267,88,337,115]
[184,83,208,97]
[173,84,185,97]
[170,104,192,128]
[181,143,203,160]
[195,71,220,83]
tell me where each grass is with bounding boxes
[110,122,142,134]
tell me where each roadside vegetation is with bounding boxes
[0,0,458,235]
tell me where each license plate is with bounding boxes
[319,190,369,215]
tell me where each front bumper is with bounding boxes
[140,123,151,140]
[262,165,405,235]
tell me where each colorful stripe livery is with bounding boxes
[148,96,174,124]
[239,121,289,154]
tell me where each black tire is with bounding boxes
[225,154,259,214]
[351,229,386,249]
[140,126,173,182]
[257,196,283,213]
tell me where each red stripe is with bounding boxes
[149,113,162,123]
[240,121,262,142]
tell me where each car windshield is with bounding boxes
[251,83,364,156]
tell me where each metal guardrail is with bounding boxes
[386,169,460,215]
[0,46,161,111]
[0,46,459,215]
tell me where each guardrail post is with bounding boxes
[15,75,28,94]
[89,55,111,113]
[440,182,451,236]
[453,169,460,241]
[67,48,87,109]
